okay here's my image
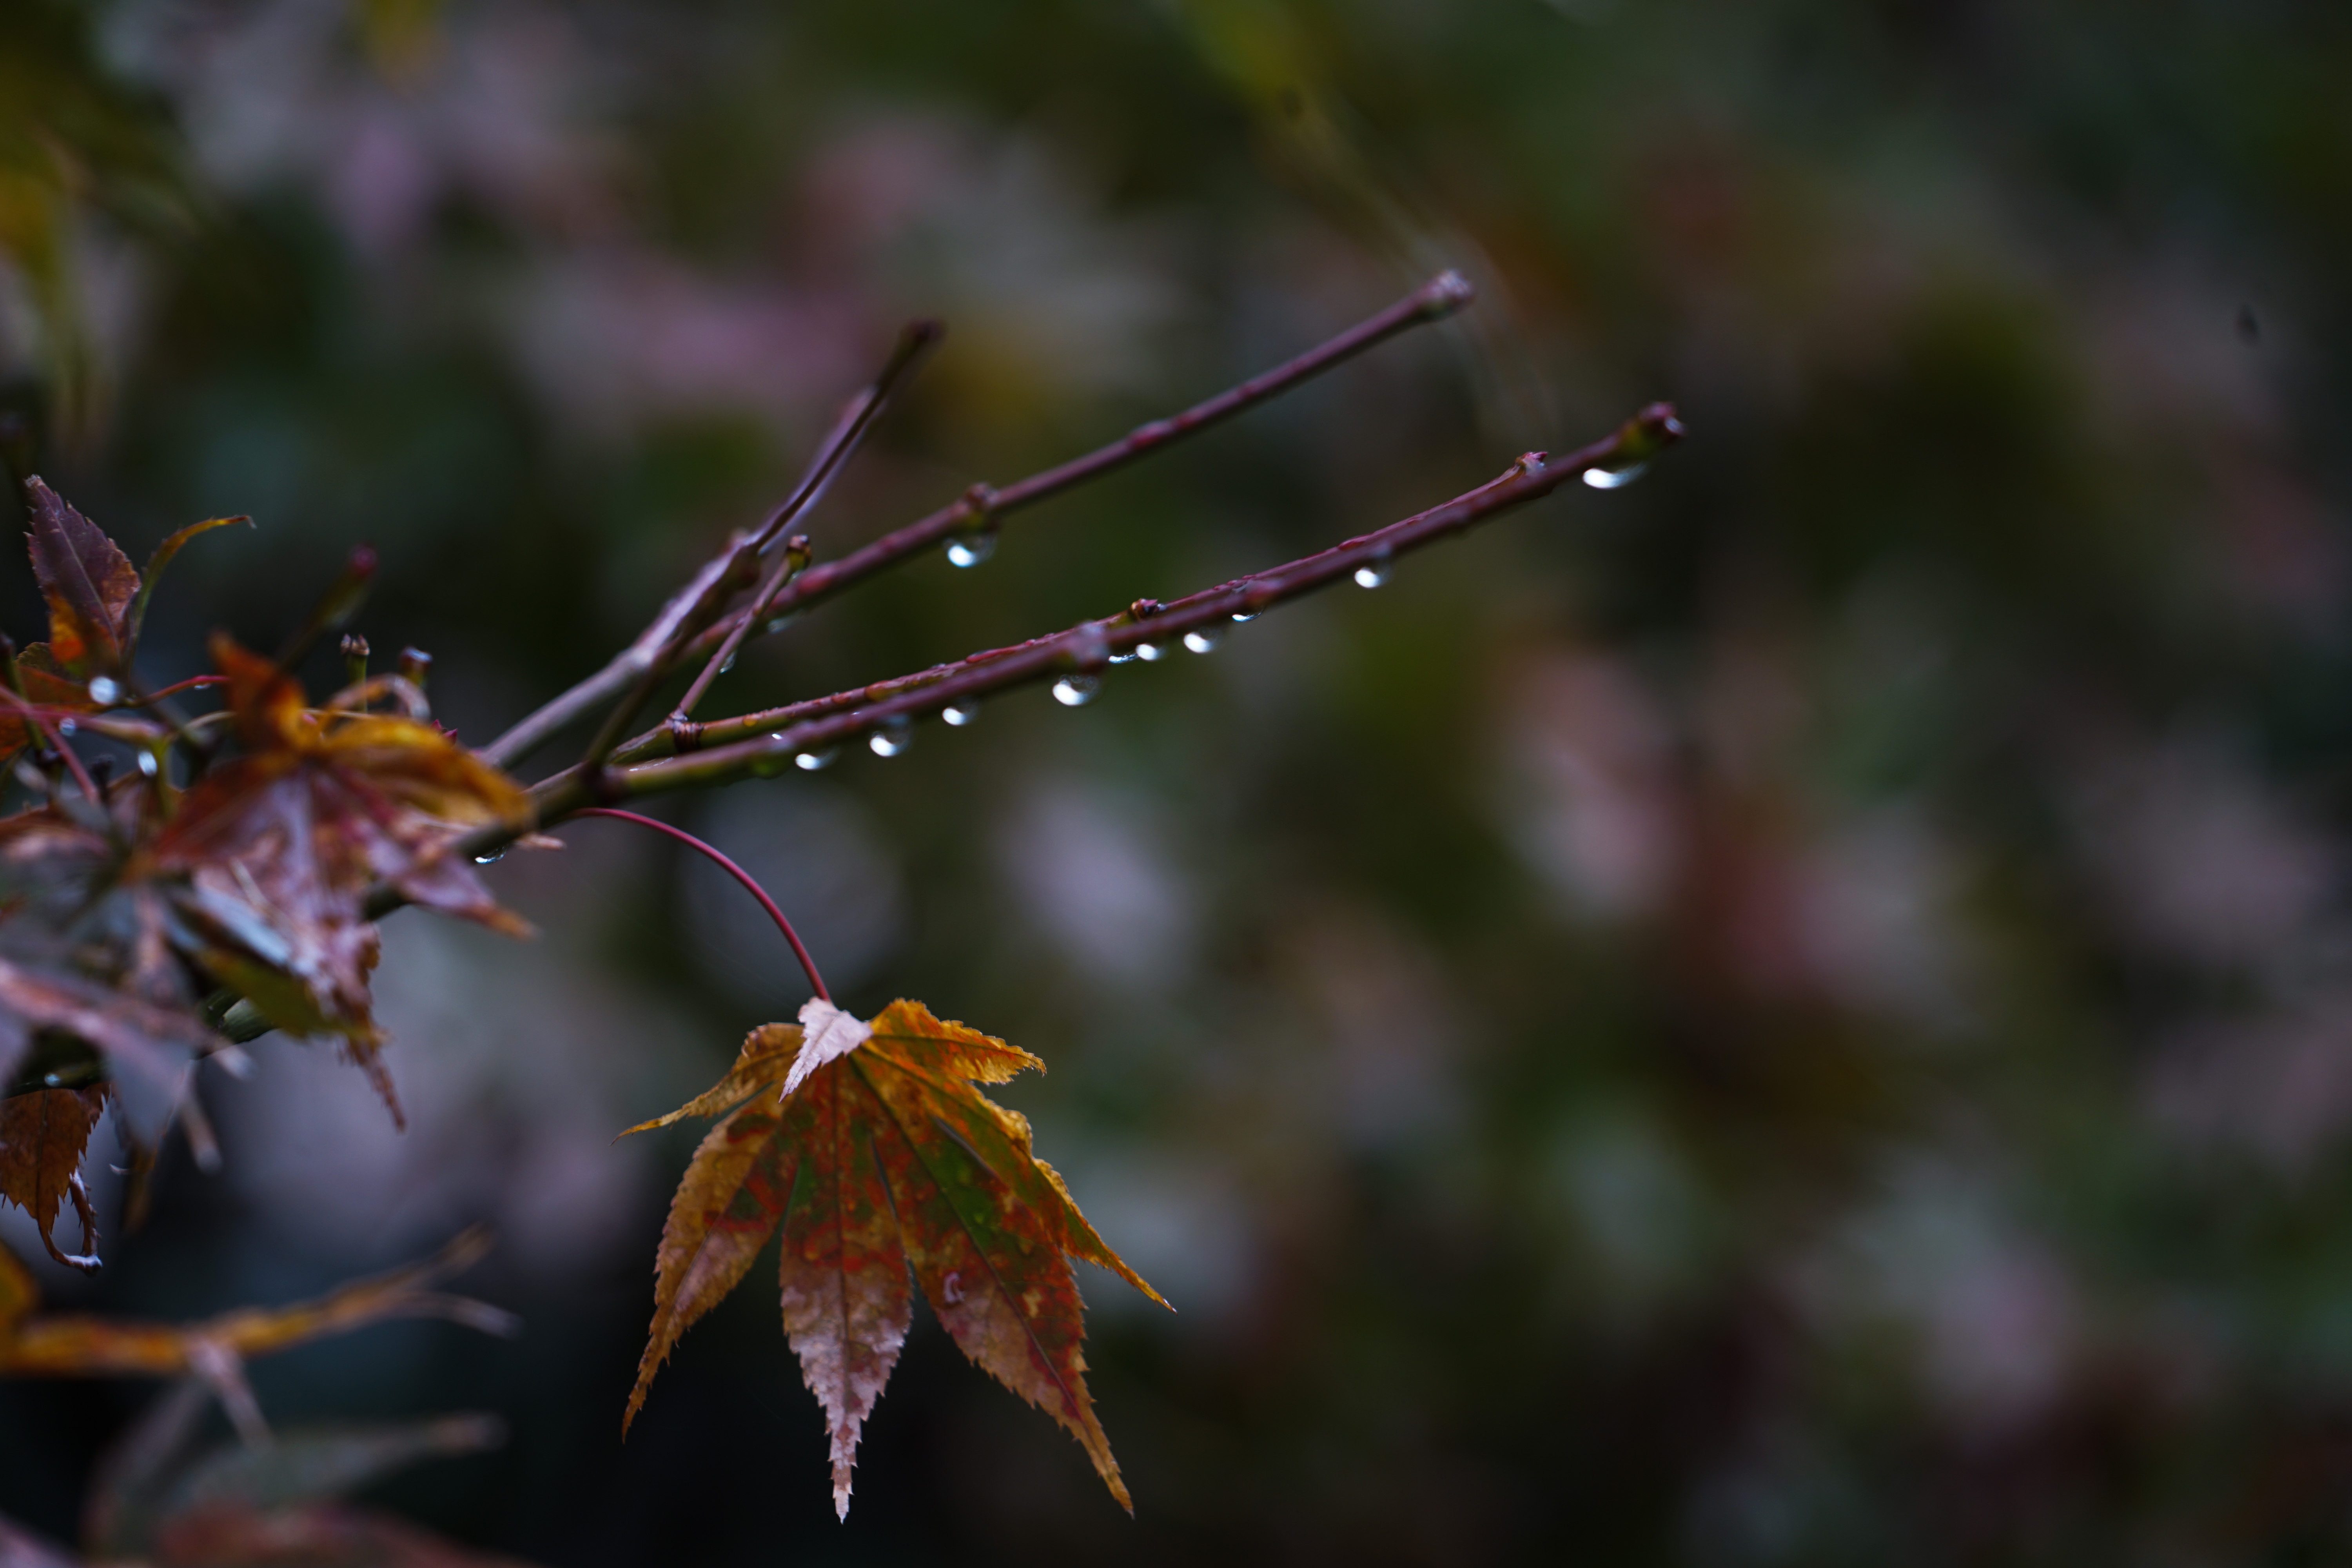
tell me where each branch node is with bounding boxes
[340,634,370,693]
[1418,269,1477,318]
[397,647,432,693]
[584,765,628,807]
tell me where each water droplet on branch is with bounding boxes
[1354,550,1393,589]
[1231,610,1258,623]
[85,676,120,705]
[795,747,840,771]
[1583,461,1648,490]
[869,719,913,757]
[474,848,506,865]
[1183,627,1223,655]
[942,702,978,727]
[946,529,998,569]
[1052,675,1100,707]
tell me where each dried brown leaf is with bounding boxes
[0,1085,107,1270]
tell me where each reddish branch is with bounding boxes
[492,401,1683,833]
[568,322,942,781]
[479,271,1475,770]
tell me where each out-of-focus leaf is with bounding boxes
[0,644,98,765]
[80,1381,530,1566]
[0,1084,107,1270]
[163,1416,506,1529]
[0,1241,34,1334]
[154,1502,536,1567]
[0,0,197,437]
[626,998,1166,1518]
[23,478,138,679]
[0,1513,79,1568]
[149,637,532,1120]
[0,958,216,1141]
[82,1378,210,1559]
[0,1226,514,1378]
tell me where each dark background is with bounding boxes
[5,0,2352,1561]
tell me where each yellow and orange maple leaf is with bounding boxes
[149,635,533,1118]
[625,998,1169,1518]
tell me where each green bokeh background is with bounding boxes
[5,0,2352,1561]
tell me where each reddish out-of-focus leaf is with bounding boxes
[0,1085,108,1270]
[149,637,531,1115]
[153,1503,536,1568]
[0,958,217,1140]
[23,477,138,679]
[0,643,98,764]
[626,998,1167,1518]
[0,1513,79,1568]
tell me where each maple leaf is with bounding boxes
[23,475,139,679]
[625,997,1168,1519]
[0,1082,109,1270]
[4,479,244,762]
[0,799,234,1161]
[149,636,532,1118]
[0,956,220,1143]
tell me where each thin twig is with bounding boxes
[493,402,1683,829]
[479,271,1475,771]
[567,321,943,783]
[0,686,103,804]
[141,674,225,702]
[572,807,829,1002]
[666,320,941,728]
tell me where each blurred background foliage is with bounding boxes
[2,0,2349,1561]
